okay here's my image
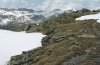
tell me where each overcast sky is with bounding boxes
[0,0,100,10]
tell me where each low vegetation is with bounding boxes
[8,9,100,65]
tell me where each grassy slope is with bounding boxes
[9,9,100,65]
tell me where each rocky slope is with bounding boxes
[0,8,45,25]
[9,9,100,65]
[0,8,71,25]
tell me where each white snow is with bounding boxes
[3,11,24,18]
[76,13,100,23]
[0,29,46,65]
[2,19,11,24]
[0,19,12,25]
[0,10,33,25]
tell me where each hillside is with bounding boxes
[9,9,100,65]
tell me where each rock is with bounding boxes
[42,35,66,46]
[70,45,80,51]
[50,36,65,44]
[77,34,97,38]
[68,37,79,46]
[33,56,40,63]
[41,36,51,46]
[79,28,87,33]
[24,24,31,31]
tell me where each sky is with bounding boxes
[0,0,100,10]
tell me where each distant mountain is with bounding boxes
[0,8,76,25]
[0,8,44,25]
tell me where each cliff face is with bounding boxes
[9,10,100,65]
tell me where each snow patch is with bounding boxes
[76,13,100,23]
[0,29,46,65]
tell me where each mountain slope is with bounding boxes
[0,8,45,25]
[9,9,100,65]
[0,8,73,25]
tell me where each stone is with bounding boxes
[77,34,97,38]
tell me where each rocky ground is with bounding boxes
[8,9,100,65]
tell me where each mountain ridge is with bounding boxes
[0,8,74,25]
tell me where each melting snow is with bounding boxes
[76,13,100,23]
[0,29,45,65]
